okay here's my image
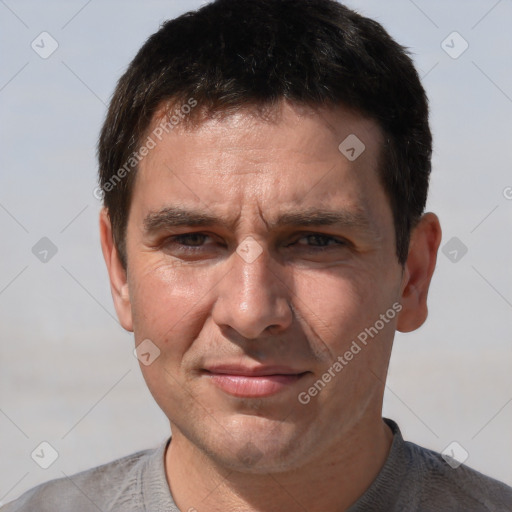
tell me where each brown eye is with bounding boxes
[161,233,214,254]
[173,233,209,246]
[295,234,346,250]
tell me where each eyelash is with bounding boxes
[164,233,347,252]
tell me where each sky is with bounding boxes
[0,0,511,503]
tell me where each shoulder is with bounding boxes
[1,446,159,512]
[403,440,512,511]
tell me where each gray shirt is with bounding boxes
[2,419,511,511]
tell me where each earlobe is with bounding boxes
[396,213,442,333]
[99,208,134,332]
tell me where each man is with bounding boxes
[3,0,512,510]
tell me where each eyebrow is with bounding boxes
[143,206,374,235]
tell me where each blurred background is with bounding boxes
[0,0,511,504]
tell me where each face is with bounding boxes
[101,101,435,473]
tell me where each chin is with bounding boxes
[202,413,312,474]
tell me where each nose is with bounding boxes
[211,239,293,340]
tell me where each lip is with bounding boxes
[203,365,309,398]
[204,365,306,376]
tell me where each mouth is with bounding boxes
[202,365,310,398]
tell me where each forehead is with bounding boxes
[131,101,389,229]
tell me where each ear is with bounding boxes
[99,208,133,332]
[396,212,442,333]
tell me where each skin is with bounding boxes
[100,101,441,511]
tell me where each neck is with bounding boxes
[165,418,393,512]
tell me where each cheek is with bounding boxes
[129,261,215,351]
[293,268,396,356]
[128,263,216,410]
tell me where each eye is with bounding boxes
[162,232,215,254]
[172,233,209,247]
[293,233,347,250]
